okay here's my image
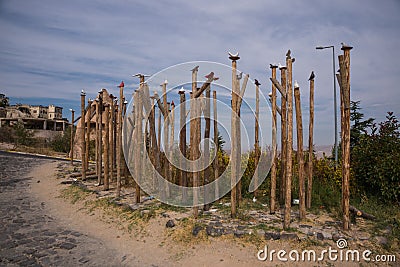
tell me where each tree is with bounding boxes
[350,102,400,203]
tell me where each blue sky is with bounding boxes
[1,0,399,146]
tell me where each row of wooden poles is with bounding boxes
[70,45,352,230]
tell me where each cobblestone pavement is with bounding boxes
[0,152,130,267]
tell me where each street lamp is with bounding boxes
[316,45,338,166]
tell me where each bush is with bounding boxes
[51,127,72,153]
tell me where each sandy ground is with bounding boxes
[28,161,395,267]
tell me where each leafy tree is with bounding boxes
[14,122,34,147]
[350,102,400,203]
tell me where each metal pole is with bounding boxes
[332,46,338,165]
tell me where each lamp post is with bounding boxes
[316,45,338,166]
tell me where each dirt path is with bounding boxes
[29,160,267,267]
[2,152,391,266]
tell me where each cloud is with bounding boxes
[0,0,399,145]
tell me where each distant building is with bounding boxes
[48,105,63,119]
[0,94,68,131]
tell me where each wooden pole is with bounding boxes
[254,79,261,198]
[294,82,306,220]
[284,52,294,230]
[178,88,187,201]
[213,90,219,199]
[134,90,142,203]
[169,101,175,184]
[80,90,86,180]
[279,66,287,205]
[307,73,315,209]
[270,64,278,214]
[98,90,103,186]
[229,53,240,218]
[340,44,352,230]
[95,98,100,177]
[203,83,211,210]
[109,96,115,182]
[85,99,91,171]
[116,83,124,197]
[70,109,75,165]
[103,104,110,190]
[190,67,199,218]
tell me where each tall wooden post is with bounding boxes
[254,79,261,198]
[98,90,103,186]
[104,104,110,190]
[86,99,92,171]
[116,81,124,197]
[80,90,86,180]
[95,98,100,177]
[213,90,219,199]
[109,96,115,182]
[178,88,187,201]
[134,90,142,203]
[338,44,352,230]
[229,52,240,218]
[70,109,75,165]
[270,64,278,214]
[203,83,211,210]
[169,101,175,184]
[284,52,294,230]
[190,67,199,218]
[279,65,287,205]
[307,73,315,209]
[294,81,306,220]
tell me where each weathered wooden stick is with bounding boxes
[135,88,143,203]
[229,52,240,218]
[270,77,287,98]
[116,82,124,197]
[340,44,352,230]
[203,84,211,210]
[95,98,100,177]
[86,99,92,170]
[307,73,315,209]
[349,205,376,220]
[169,101,175,184]
[254,79,260,198]
[80,90,86,180]
[70,109,75,165]
[279,65,287,205]
[236,74,249,109]
[284,53,294,230]
[98,90,103,186]
[109,96,115,182]
[103,104,110,190]
[178,88,188,201]
[190,67,199,218]
[270,64,278,214]
[294,82,306,220]
[213,90,219,199]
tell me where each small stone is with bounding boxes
[265,232,280,240]
[317,232,324,240]
[299,224,312,229]
[192,225,203,236]
[256,229,265,237]
[374,236,388,246]
[280,233,299,241]
[58,242,76,250]
[234,230,246,238]
[206,226,224,237]
[166,219,175,228]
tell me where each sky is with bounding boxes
[1,0,399,147]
